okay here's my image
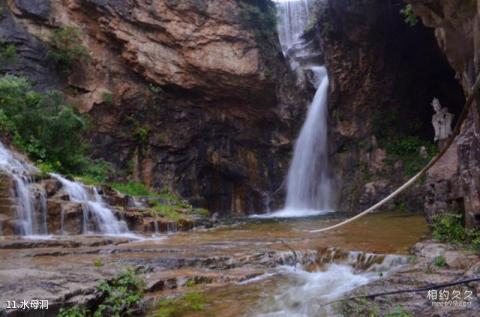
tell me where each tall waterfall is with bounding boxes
[271,0,333,217]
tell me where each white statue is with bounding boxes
[431,98,454,142]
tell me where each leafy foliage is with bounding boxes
[432,213,480,251]
[111,181,152,197]
[111,182,209,220]
[0,43,17,63]
[433,255,447,268]
[400,4,418,27]
[383,136,437,176]
[57,269,144,317]
[58,306,88,317]
[432,213,466,243]
[94,269,145,317]
[101,91,113,105]
[238,1,278,78]
[47,27,90,71]
[0,75,89,174]
[155,292,206,317]
[133,126,150,144]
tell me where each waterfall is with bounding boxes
[0,140,130,236]
[0,142,38,235]
[51,174,129,235]
[285,66,332,211]
[268,0,333,217]
[276,0,311,55]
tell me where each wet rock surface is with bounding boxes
[310,0,465,213]
[2,0,307,216]
[0,213,428,316]
[345,241,480,317]
[408,0,480,227]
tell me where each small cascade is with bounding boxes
[37,187,48,235]
[51,174,129,235]
[253,249,407,316]
[166,222,178,234]
[0,142,38,235]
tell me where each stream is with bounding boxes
[0,212,428,316]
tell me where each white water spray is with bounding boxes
[0,142,38,235]
[260,0,332,218]
[284,66,332,212]
[51,174,129,235]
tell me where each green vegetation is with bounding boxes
[340,297,380,317]
[111,182,209,220]
[239,1,276,37]
[432,213,480,251]
[400,4,418,27]
[432,213,466,243]
[58,269,145,317]
[385,306,413,317]
[58,306,88,317]
[239,1,278,78]
[47,26,90,72]
[433,255,447,268]
[94,269,145,317]
[407,255,417,264]
[154,292,206,317]
[112,181,152,197]
[0,75,87,174]
[93,258,103,267]
[383,136,437,176]
[340,298,412,317]
[101,91,113,105]
[133,126,150,144]
[0,43,17,63]
[0,74,112,180]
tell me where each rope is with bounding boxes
[311,73,480,233]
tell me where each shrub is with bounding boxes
[432,213,466,243]
[400,4,418,27]
[82,159,113,183]
[432,213,480,251]
[93,259,103,267]
[0,43,17,63]
[58,306,87,317]
[47,26,90,71]
[58,269,144,317]
[94,269,145,317]
[433,255,447,268]
[101,91,113,104]
[0,75,89,174]
[383,136,437,177]
[133,126,150,144]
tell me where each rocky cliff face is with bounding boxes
[310,0,465,213]
[1,0,307,216]
[409,0,480,227]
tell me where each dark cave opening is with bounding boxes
[380,1,465,142]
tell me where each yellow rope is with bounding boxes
[311,74,480,233]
